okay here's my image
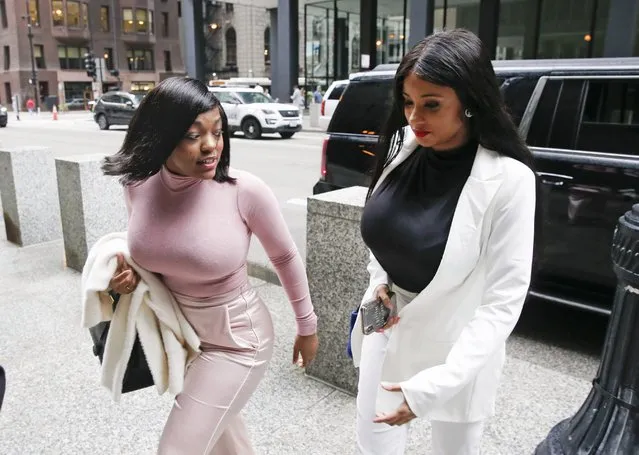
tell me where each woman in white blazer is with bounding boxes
[352,29,538,454]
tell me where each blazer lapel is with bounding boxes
[372,127,418,194]
[398,144,504,310]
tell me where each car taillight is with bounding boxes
[321,99,325,116]
[320,137,328,179]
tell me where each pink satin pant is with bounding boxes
[158,283,274,455]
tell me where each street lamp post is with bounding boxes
[25,0,39,111]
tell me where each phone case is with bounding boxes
[360,292,396,335]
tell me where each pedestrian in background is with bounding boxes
[291,85,304,115]
[101,77,319,454]
[313,86,323,104]
[352,29,538,454]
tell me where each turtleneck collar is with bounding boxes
[159,165,203,192]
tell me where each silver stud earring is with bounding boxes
[464,109,473,118]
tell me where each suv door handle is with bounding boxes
[537,172,573,187]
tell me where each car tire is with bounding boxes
[0,122,6,128]
[279,132,295,139]
[97,114,110,130]
[242,118,262,139]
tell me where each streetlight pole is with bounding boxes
[25,0,39,111]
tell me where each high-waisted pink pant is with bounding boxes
[158,283,275,455]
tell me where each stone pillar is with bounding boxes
[0,147,62,246]
[55,155,127,272]
[359,0,377,70]
[272,0,298,103]
[182,0,205,81]
[408,0,434,47]
[305,186,369,394]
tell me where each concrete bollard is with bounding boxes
[309,103,320,128]
[305,186,370,394]
[0,146,62,246]
[55,154,127,272]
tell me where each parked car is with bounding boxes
[320,79,348,130]
[66,98,87,111]
[313,57,639,315]
[209,87,302,139]
[0,106,7,127]
[93,91,143,130]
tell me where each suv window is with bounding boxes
[329,79,393,134]
[214,91,238,104]
[500,77,538,127]
[578,80,639,155]
[101,94,117,103]
[328,84,346,100]
[527,80,562,148]
[236,91,271,104]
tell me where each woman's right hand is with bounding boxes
[108,253,140,295]
[374,284,399,332]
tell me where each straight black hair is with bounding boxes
[368,29,542,265]
[102,77,235,185]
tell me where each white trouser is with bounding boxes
[356,330,484,455]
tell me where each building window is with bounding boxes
[81,1,88,29]
[537,0,598,59]
[136,8,148,33]
[123,8,133,33]
[66,1,80,28]
[0,1,6,28]
[58,45,87,69]
[225,27,237,67]
[161,12,169,36]
[149,10,154,34]
[34,44,45,68]
[225,3,233,13]
[164,50,172,71]
[5,83,11,104]
[3,46,9,70]
[264,27,270,65]
[100,6,109,31]
[127,48,154,71]
[52,0,64,26]
[131,81,155,93]
[103,47,113,70]
[29,0,40,26]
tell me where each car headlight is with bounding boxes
[0,107,6,113]
[261,109,277,115]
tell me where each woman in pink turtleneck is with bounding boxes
[101,77,319,454]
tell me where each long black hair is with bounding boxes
[368,29,535,199]
[102,77,235,185]
[368,29,542,267]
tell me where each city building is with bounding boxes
[0,0,185,110]
[180,0,639,102]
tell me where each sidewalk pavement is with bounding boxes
[0,203,596,454]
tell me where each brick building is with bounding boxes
[0,0,185,110]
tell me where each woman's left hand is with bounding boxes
[373,383,417,426]
[293,333,319,367]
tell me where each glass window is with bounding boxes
[433,0,479,35]
[537,0,595,58]
[29,0,40,26]
[81,2,88,29]
[578,80,639,155]
[52,0,64,26]
[123,8,133,33]
[104,47,113,70]
[527,80,562,147]
[67,46,80,68]
[500,77,539,126]
[67,1,80,28]
[329,79,394,134]
[4,45,9,70]
[0,1,7,28]
[328,84,346,100]
[214,92,239,104]
[161,12,169,36]
[127,48,154,71]
[496,0,532,59]
[149,10,153,34]
[58,45,67,69]
[34,44,45,68]
[225,27,237,66]
[164,50,171,71]
[236,92,271,104]
[264,27,270,65]
[136,9,147,33]
[100,6,109,32]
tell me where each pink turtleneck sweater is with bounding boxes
[125,166,317,336]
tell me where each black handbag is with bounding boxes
[88,291,154,394]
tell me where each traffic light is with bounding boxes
[83,52,96,81]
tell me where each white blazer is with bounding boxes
[351,128,536,423]
[81,232,201,402]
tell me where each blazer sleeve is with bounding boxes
[361,250,391,305]
[399,162,536,418]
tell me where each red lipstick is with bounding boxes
[413,129,430,138]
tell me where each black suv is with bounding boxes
[93,91,143,130]
[313,58,639,315]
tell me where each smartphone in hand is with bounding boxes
[360,292,396,335]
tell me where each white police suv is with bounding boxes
[209,87,302,139]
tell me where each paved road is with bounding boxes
[0,112,322,267]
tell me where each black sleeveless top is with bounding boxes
[360,141,477,293]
